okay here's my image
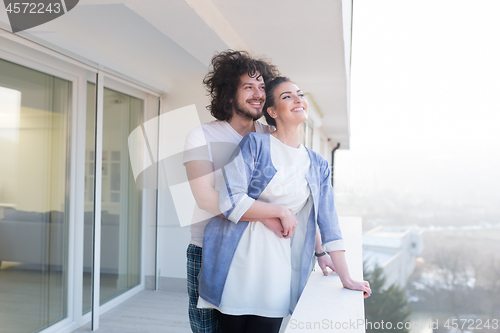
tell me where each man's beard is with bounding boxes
[233,98,264,121]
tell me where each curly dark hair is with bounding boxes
[203,50,279,121]
[263,77,291,127]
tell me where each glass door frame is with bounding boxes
[0,32,161,333]
[87,72,153,330]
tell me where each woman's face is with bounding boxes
[268,81,308,126]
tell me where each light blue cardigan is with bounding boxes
[199,132,345,310]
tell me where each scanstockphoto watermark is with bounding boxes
[288,318,440,330]
[127,104,363,227]
[3,0,80,33]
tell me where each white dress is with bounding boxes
[198,135,311,317]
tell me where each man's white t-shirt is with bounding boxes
[183,120,274,247]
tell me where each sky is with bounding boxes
[335,0,500,209]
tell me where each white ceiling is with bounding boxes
[0,0,351,148]
[209,0,351,147]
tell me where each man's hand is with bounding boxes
[317,254,336,276]
[260,218,284,238]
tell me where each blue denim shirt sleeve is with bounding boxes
[316,158,345,251]
[219,133,257,223]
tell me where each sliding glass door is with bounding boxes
[100,87,143,303]
[0,45,154,333]
[83,82,143,314]
[0,58,71,333]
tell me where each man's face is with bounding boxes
[231,72,266,121]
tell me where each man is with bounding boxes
[183,50,334,333]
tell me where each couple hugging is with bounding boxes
[183,50,371,333]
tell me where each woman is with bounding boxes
[198,77,371,333]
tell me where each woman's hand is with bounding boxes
[317,254,336,276]
[343,279,372,299]
[328,251,371,298]
[278,208,298,239]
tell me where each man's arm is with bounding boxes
[185,160,221,215]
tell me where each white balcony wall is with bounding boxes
[284,216,365,332]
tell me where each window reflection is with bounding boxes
[83,85,143,313]
[0,58,71,332]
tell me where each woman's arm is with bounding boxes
[185,159,297,237]
[329,250,371,298]
[243,200,298,237]
[315,230,336,275]
[218,134,298,237]
[312,157,371,297]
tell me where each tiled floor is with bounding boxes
[0,263,67,333]
[0,262,153,333]
[0,261,289,333]
[72,289,291,333]
[72,290,191,333]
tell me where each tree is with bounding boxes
[486,256,500,317]
[430,244,478,327]
[408,245,500,332]
[364,264,412,333]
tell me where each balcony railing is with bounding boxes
[284,216,366,332]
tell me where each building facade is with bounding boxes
[363,226,424,289]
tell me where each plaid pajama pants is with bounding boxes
[187,244,222,333]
